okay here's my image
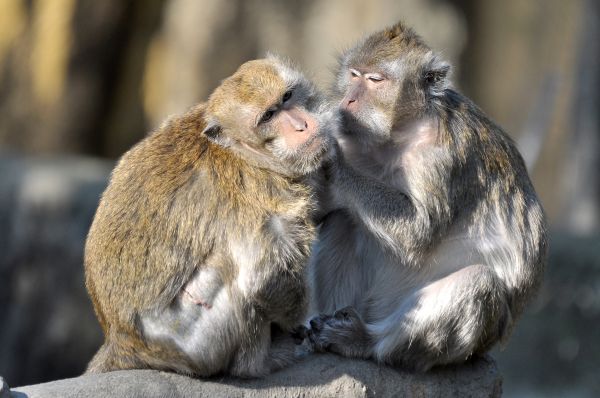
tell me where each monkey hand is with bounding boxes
[307,307,371,359]
[290,325,309,345]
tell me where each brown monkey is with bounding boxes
[84,55,335,377]
[307,22,547,371]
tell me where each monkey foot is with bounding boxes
[307,307,370,358]
[291,325,309,345]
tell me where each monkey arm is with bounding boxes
[332,160,449,264]
[308,166,341,224]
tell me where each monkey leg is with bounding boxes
[180,267,221,309]
[308,264,510,371]
[86,331,194,374]
[369,264,511,371]
[309,209,370,315]
[267,325,312,372]
[307,306,372,359]
[141,276,241,376]
[229,322,308,377]
[182,288,212,309]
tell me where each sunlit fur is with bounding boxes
[204,55,335,177]
[84,57,332,377]
[308,22,547,371]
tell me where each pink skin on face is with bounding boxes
[278,107,319,149]
[343,80,365,111]
[342,69,387,113]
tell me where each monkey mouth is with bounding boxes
[299,130,326,154]
[286,132,329,175]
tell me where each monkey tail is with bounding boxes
[85,339,145,374]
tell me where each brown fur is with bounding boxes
[85,57,332,376]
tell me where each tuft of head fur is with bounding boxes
[341,21,428,69]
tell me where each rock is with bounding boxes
[9,354,501,398]
[0,377,10,398]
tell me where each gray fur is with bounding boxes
[308,22,547,371]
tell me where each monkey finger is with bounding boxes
[306,328,330,352]
[309,314,331,331]
[291,325,308,344]
[333,306,361,321]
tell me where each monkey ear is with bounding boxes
[424,60,451,95]
[434,62,450,79]
[203,120,233,147]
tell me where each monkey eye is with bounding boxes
[282,90,293,103]
[367,75,384,83]
[349,69,361,78]
[260,108,277,124]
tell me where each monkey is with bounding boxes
[306,22,547,372]
[84,55,336,377]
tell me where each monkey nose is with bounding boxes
[345,98,357,110]
[294,120,308,131]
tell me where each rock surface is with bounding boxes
[1,377,10,398]
[8,354,501,398]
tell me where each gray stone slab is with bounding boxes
[9,354,501,398]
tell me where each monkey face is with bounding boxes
[337,66,398,141]
[335,21,451,144]
[250,72,335,176]
[204,57,335,176]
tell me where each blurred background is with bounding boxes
[0,0,598,396]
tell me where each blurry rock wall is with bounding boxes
[1,0,597,229]
[0,155,110,386]
[0,0,598,396]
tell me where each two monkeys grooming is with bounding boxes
[84,22,546,377]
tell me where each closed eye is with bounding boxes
[366,74,384,83]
